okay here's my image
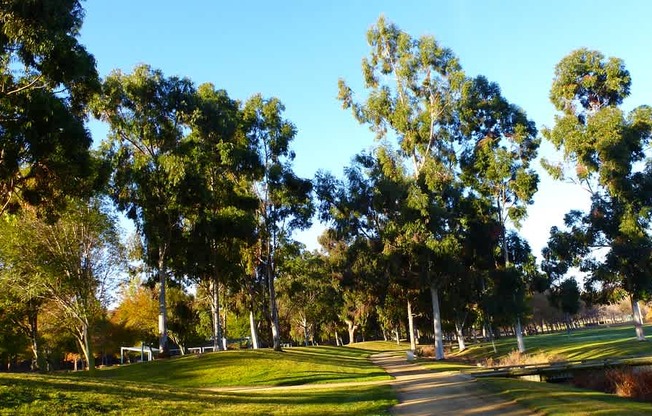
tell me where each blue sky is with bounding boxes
[79,1,652,258]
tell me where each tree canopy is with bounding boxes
[0,0,100,215]
[542,49,652,340]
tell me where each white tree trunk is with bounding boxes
[267,259,282,351]
[209,279,223,351]
[515,316,526,352]
[249,310,260,349]
[631,296,646,341]
[430,284,444,360]
[407,298,416,351]
[158,252,168,355]
[76,323,94,372]
[455,319,466,352]
[302,315,309,347]
[346,320,358,344]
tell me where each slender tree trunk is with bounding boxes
[28,306,42,371]
[267,262,282,351]
[455,318,466,352]
[209,278,223,351]
[631,296,646,341]
[515,316,526,353]
[346,320,358,344]
[429,283,444,360]
[302,315,309,347]
[222,296,228,350]
[79,323,95,373]
[407,298,416,351]
[249,309,260,349]
[501,200,526,353]
[157,249,168,356]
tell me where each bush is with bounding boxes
[483,350,566,367]
[573,368,652,402]
[607,368,652,401]
[415,345,434,357]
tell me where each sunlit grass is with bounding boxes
[0,372,395,415]
[449,324,652,363]
[478,377,651,415]
[72,345,390,388]
[434,325,652,415]
[1,346,398,415]
[345,340,411,352]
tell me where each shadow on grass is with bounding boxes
[450,324,652,363]
[66,346,392,388]
[477,377,652,415]
[0,373,395,415]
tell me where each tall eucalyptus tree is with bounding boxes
[338,16,465,359]
[243,95,313,351]
[93,65,196,354]
[542,49,652,340]
[179,84,260,351]
[459,75,539,352]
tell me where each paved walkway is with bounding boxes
[371,352,534,415]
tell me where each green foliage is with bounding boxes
[543,49,652,315]
[0,0,100,215]
[165,287,203,352]
[0,198,124,370]
[553,278,581,316]
[243,94,313,350]
[93,64,202,352]
[277,247,340,344]
[337,17,467,329]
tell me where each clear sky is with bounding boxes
[79,1,652,259]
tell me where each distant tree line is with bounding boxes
[1,2,651,371]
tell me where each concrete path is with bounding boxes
[371,352,534,416]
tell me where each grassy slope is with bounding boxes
[77,345,391,388]
[0,372,394,416]
[415,324,652,415]
[449,324,652,362]
[346,340,411,352]
[0,345,397,415]
[477,377,652,416]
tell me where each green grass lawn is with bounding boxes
[0,372,394,415]
[449,323,652,362]
[4,327,651,415]
[75,345,391,388]
[0,345,398,415]
[422,324,652,415]
[345,340,411,352]
[477,377,652,415]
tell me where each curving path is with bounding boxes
[371,352,534,415]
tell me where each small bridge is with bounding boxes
[465,355,652,382]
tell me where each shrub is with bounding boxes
[573,368,652,402]
[606,368,652,401]
[415,345,434,358]
[483,350,566,367]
